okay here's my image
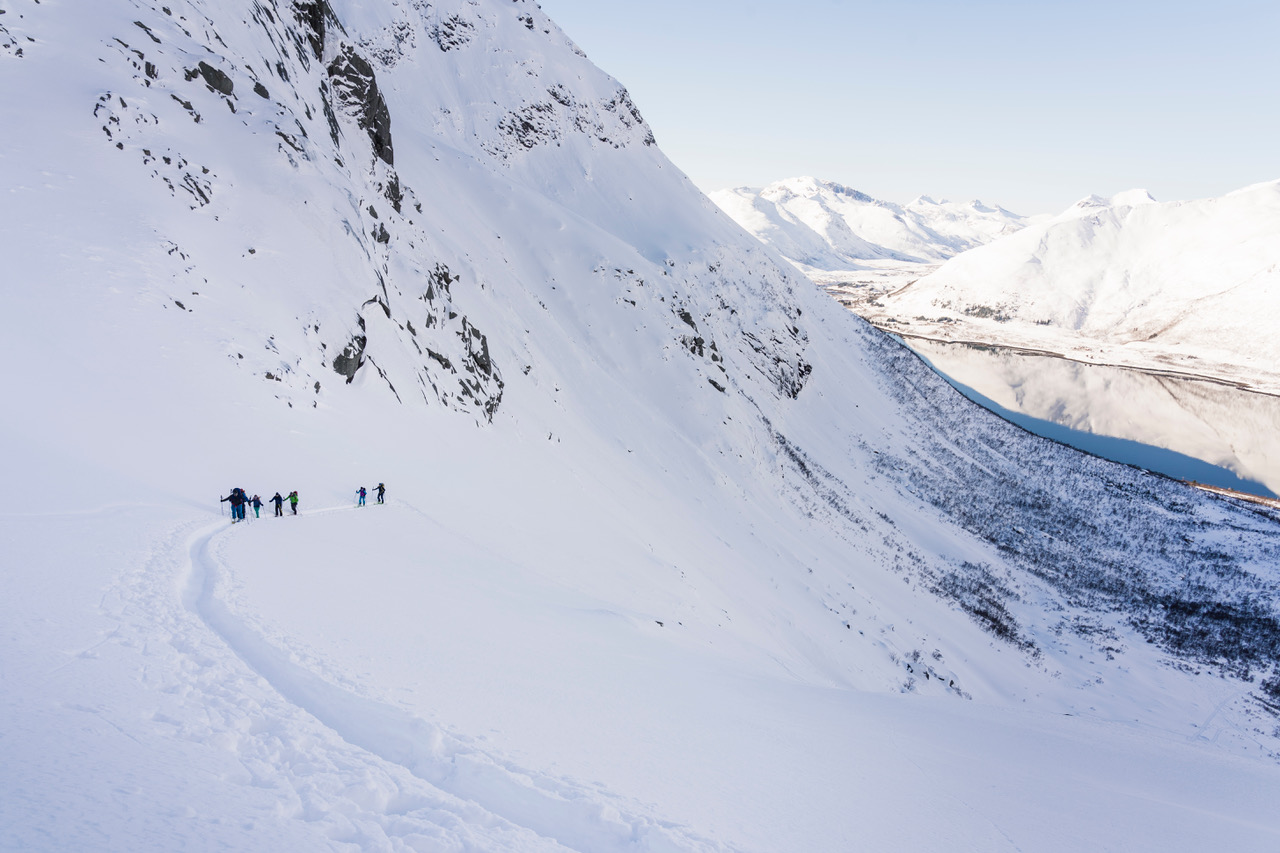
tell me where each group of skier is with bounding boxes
[220,487,298,522]
[221,483,384,521]
[356,483,386,507]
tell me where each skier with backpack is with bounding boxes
[357,486,367,507]
[375,482,385,504]
[251,494,263,518]
[288,490,299,515]
[271,492,284,517]
[220,487,248,522]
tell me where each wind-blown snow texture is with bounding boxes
[3,1,1280,851]
[865,183,1280,394]
[710,176,1032,271]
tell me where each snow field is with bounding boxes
[6,469,1280,851]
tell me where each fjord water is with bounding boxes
[906,338,1280,498]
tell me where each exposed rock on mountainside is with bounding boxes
[84,0,513,419]
[327,43,394,165]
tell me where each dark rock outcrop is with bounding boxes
[326,44,393,165]
[430,14,475,51]
[332,329,366,383]
[196,61,233,96]
[295,0,337,60]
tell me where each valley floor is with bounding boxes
[814,262,1280,498]
[822,263,1279,394]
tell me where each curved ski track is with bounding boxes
[180,506,726,853]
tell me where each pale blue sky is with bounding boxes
[538,0,1280,215]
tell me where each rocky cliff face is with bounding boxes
[64,0,818,423]
[81,0,548,421]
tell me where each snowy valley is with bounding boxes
[2,1,1280,851]
[862,183,1280,396]
[716,179,1280,500]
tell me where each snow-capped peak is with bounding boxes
[1069,188,1158,216]
[712,177,1031,270]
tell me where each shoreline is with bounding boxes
[1188,482,1280,513]
[872,325,1280,400]
[877,329,1279,501]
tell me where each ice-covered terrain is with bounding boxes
[3,1,1280,851]
[864,183,1280,394]
[709,176,1033,273]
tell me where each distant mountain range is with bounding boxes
[862,181,1280,394]
[718,177,1280,394]
[710,176,1034,271]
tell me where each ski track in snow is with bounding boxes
[178,505,727,853]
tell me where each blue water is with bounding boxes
[917,353,1278,499]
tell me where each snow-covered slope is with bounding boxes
[3,2,1280,850]
[865,183,1280,393]
[709,176,1032,272]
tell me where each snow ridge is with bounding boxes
[710,176,1032,271]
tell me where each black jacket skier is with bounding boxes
[221,488,247,521]
[271,492,284,517]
